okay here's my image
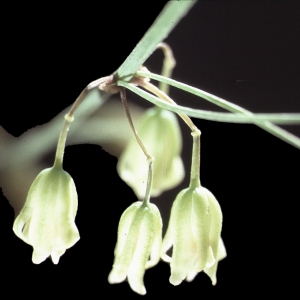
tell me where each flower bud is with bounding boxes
[161,185,225,285]
[108,201,162,295]
[117,106,184,199]
[13,166,80,264]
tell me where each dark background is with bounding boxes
[1,1,299,298]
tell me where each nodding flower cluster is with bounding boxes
[12,103,225,295]
[108,108,226,294]
[12,61,225,295]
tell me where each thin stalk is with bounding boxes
[156,42,176,95]
[134,77,197,132]
[142,159,154,207]
[53,78,104,168]
[189,130,201,189]
[119,88,151,159]
[119,87,154,205]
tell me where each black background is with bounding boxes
[1,1,299,298]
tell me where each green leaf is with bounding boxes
[135,71,300,149]
[118,79,300,149]
[116,1,196,82]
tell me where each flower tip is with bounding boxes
[206,271,217,286]
[136,287,146,296]
[108,270,126,285]
[51,256,60,265]
[32,250,48,265]
[129,281,146,296]
[51,249,66,265]
[186,271,197,282]
[169,274,183,286]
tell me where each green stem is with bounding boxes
[119,87,155,205]
[189,130,201,189]
[142,158,154,207]
[53,78,104,168]
[116,1,195,82]
[134,78,197,132]
[53,114,74,169]
[119,87,151,159]
[157,42,176,95]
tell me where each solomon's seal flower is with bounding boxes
[161,130,226,286]
[13,166,80,264]
[117,106,184,199]
[161,185,225,285]
[108,201,162,295]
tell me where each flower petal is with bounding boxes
[170,188,198,285]
[32,248,49,264]
[127,207,155,295]
[191,187,211,272]
[146,203,163,269]
[203,188,224,285]
[108,203,144,284]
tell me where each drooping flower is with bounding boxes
[13,166,80,264]
[161,185,225,285]
[117,106,184,199]
[108,201,162,295]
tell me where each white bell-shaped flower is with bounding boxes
[108,201,162,295]
[161,185,225,285]
[13,166,80,264]
[117,106,184,199]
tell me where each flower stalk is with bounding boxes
[54,78,105,168]
[190,130,201,189]
[119,87,151,160]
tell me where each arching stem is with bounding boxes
[53,78,105,168]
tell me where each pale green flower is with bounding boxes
[161,185,225,285]
[117,106,184,199]
[108,201,162,295]
[13,166,80,264]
